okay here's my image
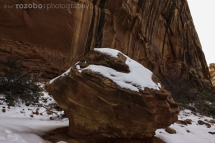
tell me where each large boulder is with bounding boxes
[45,48,179,142]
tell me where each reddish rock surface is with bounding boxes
[0,0,213,92]
[209,63,215,87]
[45,49,179,142]
[165,127,176,134]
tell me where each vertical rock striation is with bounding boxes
[0,0,213,92]
[209,63,215,87]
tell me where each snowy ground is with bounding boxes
[0,91,215,143]
[0,91,69,143]
[156,109,215,143]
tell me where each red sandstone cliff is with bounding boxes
[0,0,212,93]
[209,63,215,87]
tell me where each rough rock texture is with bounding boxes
[165,127,176,134]
[209,63,215,87]
[45,49,179,142]
[0,0,212,90]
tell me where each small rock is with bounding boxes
[209,119,215,124]
[79,62,89,68]
[165,127,176,134]
[186,130,190,133]
[2,109,6,112]
[47,111,53,115]
[36,110,39,115]
[25,103,30,106]
[206,124,211,128]
[40,93,44,96]
[191,112,197,116]
[30,115,34,118]
[185,119,192,124]
[198,120,205,125]
[208,132,215,135]
[176,120,187,125]
[198,120,211,128]
[56,105,63,111]
[62,113,67,118]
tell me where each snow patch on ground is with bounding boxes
[0,117,68,143]
[0,90,68,143]
[156,109,215,143]
[0,91,64,120]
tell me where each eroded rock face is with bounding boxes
[209,63,215,87]
[45,48,179,141]
[0,0,212,91]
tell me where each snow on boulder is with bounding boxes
[45,48,179,142]
[78,48,161,91]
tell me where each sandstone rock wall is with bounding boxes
[209,63,215,87]
[0,0,212,91]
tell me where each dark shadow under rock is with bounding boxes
[43,127,165,143]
